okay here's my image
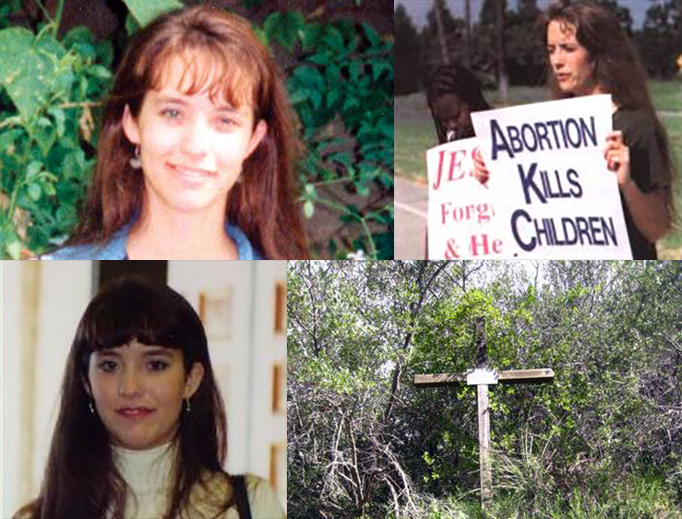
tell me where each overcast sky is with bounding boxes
[394,0,664,30]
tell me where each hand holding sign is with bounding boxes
[473,148,490,186]
[604,130,631,186]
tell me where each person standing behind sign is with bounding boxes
[476,0,676,259]
[427,63,491,144]
[424,63,491,257]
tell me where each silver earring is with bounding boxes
[129,145,141,168]
[185,397,191,414]
[89,400,95,415]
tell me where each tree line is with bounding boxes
[395,0,682,96]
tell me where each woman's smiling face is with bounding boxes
[122,54,267,216]
[87,339,204,450]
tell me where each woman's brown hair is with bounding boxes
[66,5,308,259]
[16,278,233,519]
[544,0,678,207]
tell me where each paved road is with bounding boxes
[395,176,428,259]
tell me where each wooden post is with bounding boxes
[477,384,492,505]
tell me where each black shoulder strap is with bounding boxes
[232,475,253,519]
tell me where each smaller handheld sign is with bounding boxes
[427,137,505,259]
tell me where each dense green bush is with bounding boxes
[0,0,393,258]
[0,2,112,258]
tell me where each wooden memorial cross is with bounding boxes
[413,317,554,507]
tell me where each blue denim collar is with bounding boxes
[43,220,262,259]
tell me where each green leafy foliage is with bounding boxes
[0,6,111,258]
[265,13,394,258]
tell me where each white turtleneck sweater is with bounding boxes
[114,443,285,519]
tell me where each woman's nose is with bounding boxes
[180,119,209,158]
[551,51,564,68]
[118,368,143,397]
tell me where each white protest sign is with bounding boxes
[471,95,632,259]
[427,137,505,259]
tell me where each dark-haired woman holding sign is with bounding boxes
[475,0,676,259]
[547,0,676,259]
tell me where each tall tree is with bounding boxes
[420,0,464,75]
[433,0,449,64]
[637,0,681,78]
[464,0,472,64]
[395,4,422,95]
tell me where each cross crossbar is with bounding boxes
[414,368,555,388]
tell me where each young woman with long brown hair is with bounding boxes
[12,278,285,519]
[475,0,677,259]
[546,0,676,259]
[43,5,307,259]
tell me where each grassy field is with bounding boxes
[395,79,682,255]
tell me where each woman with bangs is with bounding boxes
[13,278,285,519]
[43,5,308,259]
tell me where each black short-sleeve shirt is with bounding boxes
[613,109,671,260]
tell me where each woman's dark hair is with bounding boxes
[545,0,678,214]
[20,277,232,519]
[426,62,491,144]
[64,5,308,259]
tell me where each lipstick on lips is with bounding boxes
[116,407,155,419]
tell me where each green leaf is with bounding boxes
[303,200,314,219]
[293,66,325,91]
[322,26,344,53]
[370,59,392,81]
[121,0,184,28]
[288,88,309,105]
[304,183,317,197]
[124,13,141,36]
[47,107,66,138]
[0,27,54,121]
[326,89,341,109]
[26,161,43,179]
[86,64,112,80]
[309,90,322,110]
[28,183,42,201]
[362,23,380,48]
[349,60,363,82]
[300,22,323,52]
[263,11,305,51]
[6,240,22,260]
[356,183,369,196]
[43,182,57,197]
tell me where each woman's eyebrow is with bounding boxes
[155,95,188,105]
[96,350,121,358]
[155,95,239,113]
[142,348,175,357]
